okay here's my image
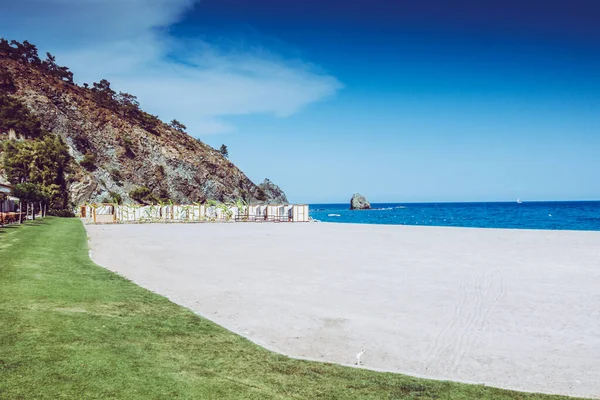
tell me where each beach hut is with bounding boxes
[79,204,95,221]
[123,204,143,222]
[195,204,206,221]
[277,205,293,221]
[173,205,190,221]
[215,206,224,221]
[266,204,279,221]
[205,205,217,221]
[91,203,116,224]
[233,204,249,221]
[246,205,256,220]
[292,204,309,222]
[114,205,128,222]
[229,206,240,221]
[256,205,267,221]
[247,204,265,221]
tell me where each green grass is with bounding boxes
[0,218,583,399]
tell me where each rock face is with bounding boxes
[350,193,371,210]
[0,57,287,205]
[258,178,288,204]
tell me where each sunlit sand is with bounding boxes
[86,222,600,398]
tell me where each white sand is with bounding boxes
[85,222,600,398]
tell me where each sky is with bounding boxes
[1,0,599,203]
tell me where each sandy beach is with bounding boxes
[85,222,600,398]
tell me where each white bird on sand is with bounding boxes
[355,350,365,365]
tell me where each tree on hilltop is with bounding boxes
[92,79,114,95]
[219,144,229,158]
[7,39,41,65]
[0,39,73,83]
[91,79,117,109]
[42,52,57,72]
[169,119,187,133]
[116,92,140,117]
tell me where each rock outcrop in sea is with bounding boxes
[350,193,371,210]
[258,178,288,204]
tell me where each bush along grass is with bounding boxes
[0,218,585,400]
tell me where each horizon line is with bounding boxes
[306,199,600,205]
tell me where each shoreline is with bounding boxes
[314,220,600,232]
[86,222,600,399]
[309,201,600,231]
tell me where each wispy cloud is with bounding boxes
[0,0,342,134]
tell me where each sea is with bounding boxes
[308,201,600,231]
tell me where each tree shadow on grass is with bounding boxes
[0,225,20,234]
[24,220,48,226]
[0,219,49,233]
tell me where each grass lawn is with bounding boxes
[0,218,584,399]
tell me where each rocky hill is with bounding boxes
[258,178,288,204]
[0,40,287,206]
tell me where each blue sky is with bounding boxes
[2,1,599,203]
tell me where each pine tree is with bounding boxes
[219,144,229,158]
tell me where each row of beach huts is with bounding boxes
[80,203,310,224]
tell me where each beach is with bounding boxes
[85,222,600,399]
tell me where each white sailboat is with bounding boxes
[517,198,522,204]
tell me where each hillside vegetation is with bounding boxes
[0,38,285,210]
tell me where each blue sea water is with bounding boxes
[309,201,600,231]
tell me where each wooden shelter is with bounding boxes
[79,203,311,224]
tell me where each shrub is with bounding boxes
[108,191,122,204]
[121,136,135,158]
[72,135,92,152]
[0,70,16,93]
[47,209,75,217]
[155,165,165,179]
[79,153,97,171]
[157,188,170,202]
[256,188,267,202]
[129,186,156,204]
[137,112,161,135]
[110,168,122,184]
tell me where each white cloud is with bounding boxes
[0,0,342,134]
